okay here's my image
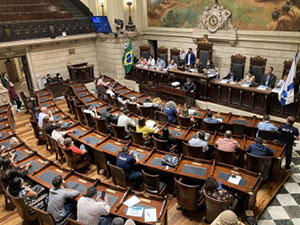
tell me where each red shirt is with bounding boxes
[63,145,84,155]
[7,86,18,99]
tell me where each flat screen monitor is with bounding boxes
[91,16,112,34]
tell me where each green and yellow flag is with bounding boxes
[122,40,134,73]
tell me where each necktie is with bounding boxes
[265,75,270,86]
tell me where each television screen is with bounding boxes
[91,16,112,34]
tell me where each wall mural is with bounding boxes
[147,0,300,31]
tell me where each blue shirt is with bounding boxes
[162,107,177,123]
[155,59,166,68]
[247,143,274,156]
[278,124,299,148]
[257,121,278,137]
[203,117,220,123]
[116,152,136,177]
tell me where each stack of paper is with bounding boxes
[126,207,144,217]
[220,79,229,83]
[272,88,281,93]
[228,175,241,185]
[144,208,157,222]
[124,196,140,207]
[188,109,196,115]
[257,85,268,90]
[146,120,156,129]
[241,83,250,87]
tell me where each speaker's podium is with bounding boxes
[67,63,94,83]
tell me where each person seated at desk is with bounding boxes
[63,137,88,156]
[84,105,101,119]
[101,106,118,125]
[223,69,241,82]
[247,137,274,157]
[216,130,240,152]
[137,56,147,66]
[51,123,67,146]
[106,86,115,99]
[129,97,141,108]
[211,210,245,225]
[257,115,278,137]
[188,131,208,152]
[241,70,256,84]
[136,117,157,138]
[179,104,194,123]
[56,73,63,82]
[195,58,205,73]
[77,186,111,225]
[116,146,142,188]
[159,127,176,149]
[46,74,54,84]
[38,106,54,128]
[276,74,288,89]
[203,111,220,123]
[206,59,215,70]
[185,48,196,68]
[182,78,196,93]
[166,59,177,70]
[260,67,276,88]
[155,56,166,69]
[200,177,232,201]
[97,75,110,87]
[117,110,136,133]
[147,55,155,67]
[47,175,80,223]
[42,116,55,135]
[143,97,159,108]
[163,101,178,124]
[117,95,130,108]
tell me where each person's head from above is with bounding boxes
[3,72,8,78]
[138,117,146,128]
[9,177,22,194]
[56,73,61,78]
[41,107,48,114]
[203,176,218,192]
[106,106,112,112]
[188,48,192,53]
[186,78,191,84]
[225,130,232,139]
[248,70,253,77]
[170,59,175,65]
[145,97,151,103]
[272,10,280,21]
[121,146,129,154]
[283,74,288,82]
[197,131,205,140]
[85,186,97,199]
[166,100,176,109]
[47,74,51,78]
[255,137,263,145]
[214,210,241,225]
[162,127,170,138]
[123,109,130,116]
[287,116,295,125]
[54,123,62,131]
[267,67,273,74]
[282,4,290,14]
[131,97,137,103]
[8,81,14,87]
[207,59,212,65]
[63,137,73,148]
[9,137,20,148]
[229,69,235,76]
[207,111,213,118]
[111,217,125,225]
[263,114,270,122]
[181,108,189,117]
[157,56,161,61]
[52,175,63,189]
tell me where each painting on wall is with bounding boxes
[147,0,300,31]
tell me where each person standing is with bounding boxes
[7,82,22,111]
[185,48,196,68]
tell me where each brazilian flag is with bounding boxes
[122,40,134,73]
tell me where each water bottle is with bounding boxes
[218,181,222,190]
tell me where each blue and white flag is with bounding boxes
[278,51,298,106]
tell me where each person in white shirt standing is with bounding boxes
[117,110,136,132]
[51,123,67,146]
[77,187,111,225]
[38,107,54,128]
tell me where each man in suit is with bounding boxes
[1,72,10,88]
[223,69,241,82]
[185,48,196,68]
[260,67,276,88]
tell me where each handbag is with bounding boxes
[161,154,179,167]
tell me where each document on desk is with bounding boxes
[272,88,281,93]
[220,79,229,83]
[124,195,140,207]
[257,85,268,90]
[228,175,242,185]
[126,207,144,217]
[241,83,250,87]
[144,208,157,222]
[188,109,196,115]
[146,120,156,129]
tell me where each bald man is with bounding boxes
[38,107,54,128]
[216,130,240,152]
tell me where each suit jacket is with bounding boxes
[224,72,241,82]
[185,53,196,68]
[182,82,196,92]
[260,73,276,88]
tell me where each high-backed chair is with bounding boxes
[95,118,110,134]
[50,138,64,164]
[111,124,127,140]
[177,115,192,127]
[232,123,245,135]
[109,164,127,188]
[156,111,168,122]
[152,136,176,152]
[126,102,139,114]
[140,44,150,60]
[0,180,13,209]
[231,54,246,80]
[106,94,114,105]
[215,148,236,165]
[142,169,167,195]
[196,34,213,67]
[74,103,85,124]
[83,111,95,128]
[30,119,45,145]
[41,129,52,153]
[247,153,272,180]
[130,130,148,146]
[170,48,180,65]
[175,177,201,220]
[157,46,168,66]
[249,56,267,84]
[140,106,155,119]
[20,91,31,114]
[61,148,90,171]
[94,150,110,178]
[204,192,233,223]
[201,121,221,132]
[182,142,205,159]
[32,206,71,225]
[258,130,278,141]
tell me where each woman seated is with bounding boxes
[136,117,157,139]
[241,71,255,84]
[158,128,176,149]
[163,101,178,124]
[206,59,215,70]
[201,177,232,201]
[97,75,110,87]
[194,58,204,73]
[137,56,147,66]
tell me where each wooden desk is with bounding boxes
[48,106,61,113]
[39,100,56,108]
[121,91,144,99]
[184,129,215,145]
[80,95,97,104]
[87,100,104,109]
[128,144,152,162]
[76,90,90,98]
[115,87,132,96]
[7,143,35,162]
[0,112,8,121]
[0,127,13,140]
[69,82,84,88]
[157,124,189,141]
[78,131,108,148]
[0,119,11,130]
[157,85,194,105]
[95,137,128,157]
[38,95,53,105]
[45,81,68,98]
[72,86,87,93]
[35,90,51,98]
[66,124,90,139]
[52,111,67,122]
[96,104,117,115]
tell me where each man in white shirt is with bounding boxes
[106,86,115,99]
[77,187,111,225]
[276,74,288,89]
[188,131,208,152]
[83,106,100,119]
[38,107,54,128]
[147,55,155,67]
[143,97,159,108]
[117,110,136,132]
[51,123,67,146]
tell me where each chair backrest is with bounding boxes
[247,153,272,180]
[258,130,278,141]
[204,192,231,223]
[126,102,139,114]
[130,130,144,146]
[75,104,85,124]
[177,115,191,127]
[170,47,180,65]
[83,111,95,128]
[140,44,150,60]
[249,55,267,83]
[30,119,41,140]
[196,35,213,67]
[95,118,109,134]
[32,207,56,225]
[232,123,245,135]
[140,106,155,119]
[112,124,126,140]
[50,137,64,163]
[94,150,109,177]
[109,164,127,188]
[231,54,246,80]
[68,96,76,117]
[142,169,160,194]
[175,178,200,211]
[61,147,78,169]
[156,111,168,123]
[201,121,221,132]
[157,46,168,66]
[182,142,205,159]
[106,94,114,105]
[68,218,84,225]
[152,136,168,151]
[215,148,236,165]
